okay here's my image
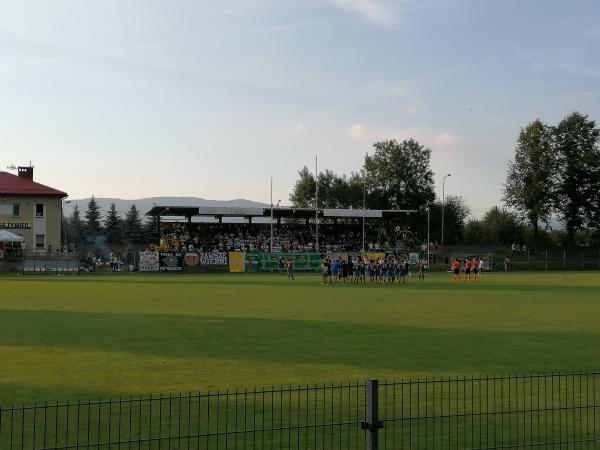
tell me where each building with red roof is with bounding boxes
[0,167,67,252]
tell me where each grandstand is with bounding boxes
[146,205,422,254]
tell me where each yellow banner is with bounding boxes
[229,251,246,273]
[362,252,386,261]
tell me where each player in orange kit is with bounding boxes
[451,258,461,282]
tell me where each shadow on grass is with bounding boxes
[1,309,599,375]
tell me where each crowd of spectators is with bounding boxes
[153,224,407,253]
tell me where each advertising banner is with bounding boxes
[139,251,160,272]
[199,252,228,266]
[362,252,386,261]
[159,252,183,271]
[246,252,260,273]
[229,251,246,273]
[409,252,420,265]
[258,253,321,271]
[183,252,200,267]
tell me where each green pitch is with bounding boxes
[1,271,600,405]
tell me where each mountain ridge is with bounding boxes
[63,197,269,218]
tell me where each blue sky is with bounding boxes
[1,0,599,214]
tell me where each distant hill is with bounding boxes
[63,197,268,219]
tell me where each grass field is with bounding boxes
[1,271,600,405]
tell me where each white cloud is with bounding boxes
[402,100,421,115]
[346,123,369,140]
[433,132,462,149]
[345,123,462,150]
[293,123,306,132]
[331,0,398,27]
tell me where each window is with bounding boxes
[36,204,44,217]
[12,204,20,217]
[36,234,45,249]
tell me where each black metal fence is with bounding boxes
[22,251,80,273]
[1,372,599,449]
[439,248,600,272]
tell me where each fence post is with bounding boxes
[581,249,584,270]
[362,379,383,450]
[563,249,566,270]
[545,250,548,271]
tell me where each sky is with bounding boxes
[1,0,599,215]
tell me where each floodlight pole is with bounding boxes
[270,177,274,253]
[362,180,366,252]
[62,199,71,249]
[315,154,319,253]
[441,173,451,246]
[427,207,430,267]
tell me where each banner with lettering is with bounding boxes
[139,251,160,272]
[258,253,321,271]
[362,252,386,262]
[159,252,183,271]
[409,252,420,265]
[0,221,31,230]
[245,252,260,273]
[199,252,229,266]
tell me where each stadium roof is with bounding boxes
[0,171,67,197]
[146,205,417,220]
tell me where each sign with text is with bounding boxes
[139,251,160,272]
[159,252,183,271]
[258,253,321,271]
[409,252,420,265]
[200,252,228,266]
[0,221,31,230]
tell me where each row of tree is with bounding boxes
[290,139,435,211]
[504,111,600,244]
[289,111,600,248]
[65,198,155,245]
[67,111,599,249]
[289,139,469,244]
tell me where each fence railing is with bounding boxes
[22,251,80,273]
[438,248,600,272]
[1,372,599,449]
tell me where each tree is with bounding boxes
[123,204,143,243]
[84,196,102,236]
[464,206,524,246]
[289,167,363,208]
[426,196,470,245]
[104,203,123,243]
[142,218,158,244]
[553,112,600,244]
[363,139,435,210]
[68,205,84,244]
[503,119,555,239]
[289,167,316,208]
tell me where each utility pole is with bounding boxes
[270,178,274,253]
[315,154,319,253]
[362,180,366,252]
[427,206,430,267]
[441,173,451,246]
